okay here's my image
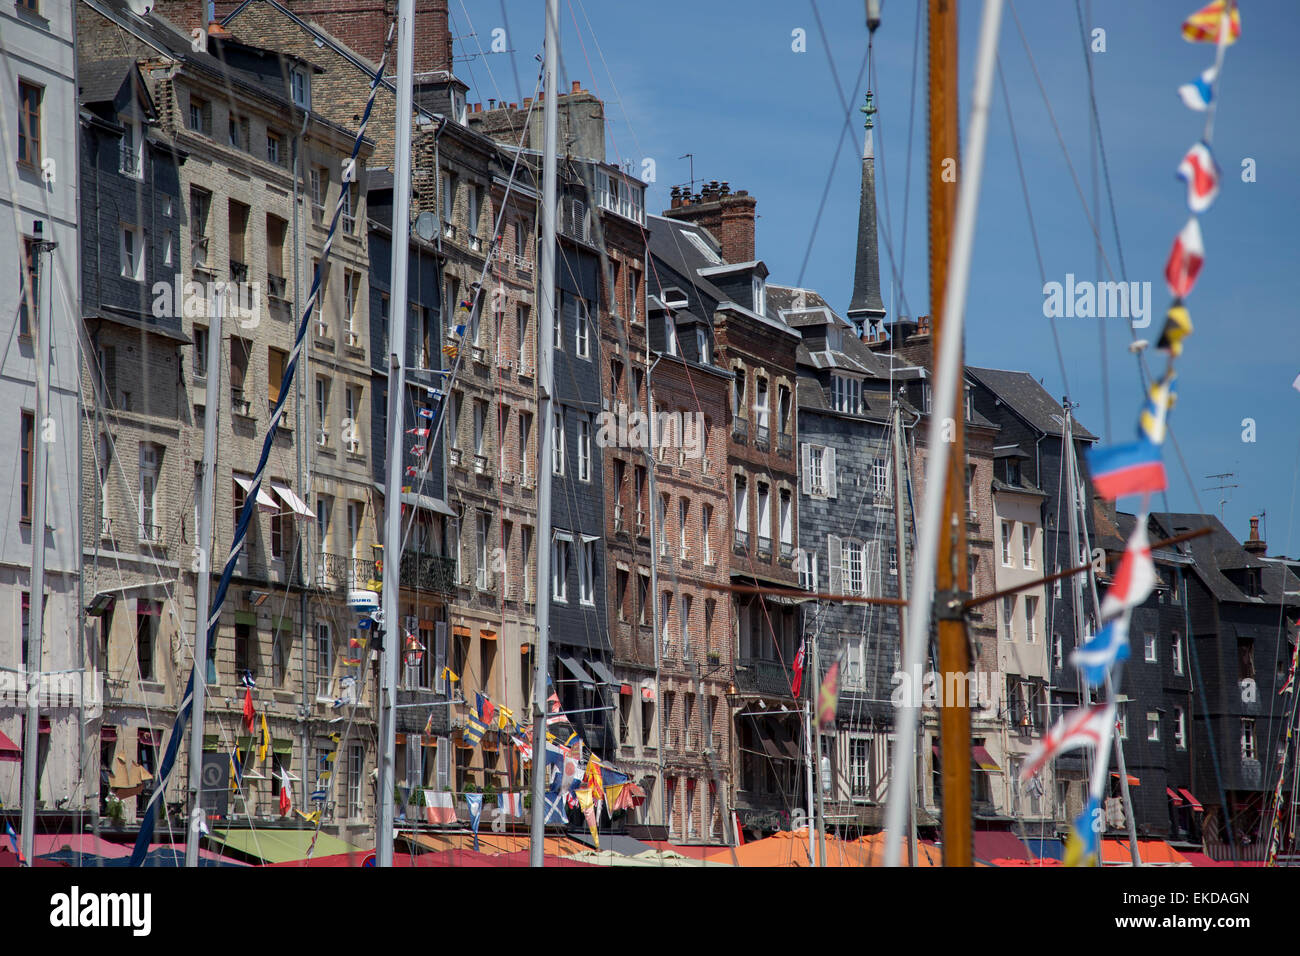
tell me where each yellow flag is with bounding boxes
[498,706,514,731]
[442,666,460,683]
[259,713,270,763]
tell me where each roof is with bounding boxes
[208,827,360,863]
[77,57,140,105]
[966,366,1098,441]
[1150,512,1300,605]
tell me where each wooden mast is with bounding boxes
[928,0,973,868]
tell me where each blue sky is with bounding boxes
[453,0,1300,553]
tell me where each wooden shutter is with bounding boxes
[435,737,450,789]
[800,443,812,495]
[824,446,838,498]
[268,348,285,405]
[435,621,447,694]
[827,535,842,594]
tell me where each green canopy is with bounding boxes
[208,828,360,864]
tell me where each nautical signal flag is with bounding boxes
[1178,65,1218,111]
[791,639,806,697]
[1087,439,1167,500]
[259,712,270,763]
[462,714,488,748]
[1101,520,1157,620]
[441,666,459,683]
[1071,616,1131,689]
[229,745,244,794]
[1165,217,1205,300]
[1157,303,1194,357]
[499,791,524,817]
[1137,370,1177,446]
[242,688,256,733]
[1181,0,1240,45]
[410,445,426,457]
[1021,703,1117,781]
[465,793,483,851]
[6,821,22,863]
[818,658,840,730]
[240,671,256,689]
[279,767,292,816]
[406,427,430,438]
[405,466,419,478]
[1177,141,1220,213]
[577,787,600,849]
[1064,796,1103,867]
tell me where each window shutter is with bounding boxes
[864,541,879,597]
[827,535,842,594]
[825,446,837,498]
[800,443,812,495]
[435,621,447,694]
[436,737,450,789]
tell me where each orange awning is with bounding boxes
[1101,839,1189,866]
[452,625,471,639]
[480,629,497,641]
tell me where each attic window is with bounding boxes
[752,276,766,316]
[682,231,721,264]
[291,68,310,110]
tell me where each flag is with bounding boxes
[423,789,457,824]
[406,427,430,438]
[498,791,524,817]
[818,659,839,729]
[405,466,419,478]
[577,786,599,849]
[419,406,434,420]
[239,671,256,689]
[242,688,256,733]
[462,714,488,748]
[465,793,483,851]
[1064,796,1102,867]
[1165,217,1205,299]
[512,733,533,763]
[349,636,367,649]
[562,747,582,792]
[1279,633,1299,696]
[229,744,244,794]
[1177,141,1220,213]
[1178,65,1218,111]
[259,712,270,763]
[410,445,426,457]
[542,790,567,824]
[791,639,806,697]
[424,710,435,736]
[1156,303,1194,357]
[1086,439,1167,500]
[279,767,292,816]
[1100,521,1158,619]
[441,666,459,684]
[1181,0,1240,45]
[497,705,514,732]
[585,754,605,806]
[481,696,496,728]
[1137,371,1177,446]
[1071,616,1131,688]
[1020,703,1117,781]
[5,822,21,864]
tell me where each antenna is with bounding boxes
[1202,472,1239,521]
[679,153,694,193]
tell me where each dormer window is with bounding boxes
[118,115,143,179]
[291,68,311,110]
[695,326,710,365]
[826,325,842,352]
[664,313,678,357]
[831,375,862,415]
[752,275,766,316]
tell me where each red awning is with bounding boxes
[38,718,50,735]
[620,683,633,696]
[973,830,1033,862]
[972,746,1001,772]
[0,729,20,761]
[1179,788,1204,812]
[1111,771,1140,786]
[1166,786,1184,806]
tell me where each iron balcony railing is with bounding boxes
[733,657,797,698]
[315,551,456,596]
[776,431,793,456]
[732,417,749,441]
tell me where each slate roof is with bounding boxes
[77,57,140,105]
[646,214,728,305]
[1150,512,1300,605]
[966,366,1098,441]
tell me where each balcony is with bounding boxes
[776,431,792,457]
[755,424,770,451]
[231,387,252,418]
[733,657,796,698]
[229,259,249,283]
[315,553,378,591]
[398,552,457,595]
[733,529,750,553]
[266,274,288,299]
[757,535,772,558]
[732,417,748,442]
[138,522,162,545]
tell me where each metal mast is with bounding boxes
[377,0,416,867]
[529,0,561,868]
[184,296,223,867]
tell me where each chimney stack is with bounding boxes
[662,180,757,263]
[1245,516,1267,556]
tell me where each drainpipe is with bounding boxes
[645,352,667,831]
[292,109,311,814]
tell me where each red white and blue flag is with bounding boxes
[418,407,435,420]
[1165,217,1205,299]
[1071,616,1131,688]
[1020,703,1117,781]
[1087,439,1168,500]
[498,791,524,817]
[406,427,430,438]
[791,639,806,697]
[1100,520,1157,619]
[1177,142,1220,213]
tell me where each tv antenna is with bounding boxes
[1203,472,1238,521]
[679,153,694,193]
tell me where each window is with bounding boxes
[18,237,38,338]
[732,373,745,418]
[754,378,769,431]
[552,409,566,475]
[1024,596,1038,643]
[889,546,898,576]
[1238,639,1255,681]
[119,116,142,178]
[574,297,590,358]
[799,549,818,591]
[1172,632,1184,676]
[466,183,481,236]
[872,458,889,497]
[315,623,332,697]
[291,68,310,109]
[1022,524,1035,568]
[1117,706,1127,739]
[1174,707,1186,750]
[552,534,570,602]
[519,411,533,480]
[346,744,364,818]
[138,444,161,541]
[1002,595,1015,641]
[266,130,284,166]
[20,411,34,523]
[472,400,486,458]
[120,226,145,281]
[341,181,357,234]
[1144,633,1157,663]
[849,737,871,799]
[521,525,535,601]
[844,636,865,688]
[629,268,641,323]
[702,504,714,564]
[343,270,360,335]
[658,493,669,556]
[268,347,287,411]
[843,540,864,596]
[752,275,766,315]
[228,112,248,150]
[310,166,326,211]
[578,416,591,481]
[517,305,530,369]
[831,375,862,415]
[678,499,690,557]
[808,444,824,494]
[756,482,771,550]
[186,94,210,135]
[681,594,693,659]
[638,572,650,627]
[272,622,290,686]
[1147,712,1160,742]
[476,512,491,590]
[440,171,456,230]
[696,326,710,365]
[1053,633,1064,670]
[580,539,595,606]
[1001,521,1013,566]
[136,601,158,681]
[315,377,331,445]
[1241,719,1256,760]
[18,80,43,166]
[661,592,672,651]
[734,476,748,533]
[190,188,212,271]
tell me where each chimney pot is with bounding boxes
[523,97,531,108]
[572,80,581,93]
[489,98,495,109]
[1246,516,1268,555]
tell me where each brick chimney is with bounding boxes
[662,183,756,264]
[1245,516,1267,556]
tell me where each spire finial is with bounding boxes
[860,91,876,130]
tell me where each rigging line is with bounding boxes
[995,55,1070,399]
[497,0,526,105]
[892,0,924,296]
[454,0,509,110]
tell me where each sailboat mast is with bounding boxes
[377,0,417,868]
[184,296,224,867]
[810,636,826,865]
[19,229,55,867]
[890,401,918,865]
[528,0,561,869]
[884,0,1003,868]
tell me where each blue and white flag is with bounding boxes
[498,791,524,817]
[239,671,256,689]
[5,821,21,863]
[418,407,434,420]
[465,793,483,851]
[1178,65,1217,111]
[542,790,568,824]
[1071,616,1131,688]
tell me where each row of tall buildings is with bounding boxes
[2,0,1294,856]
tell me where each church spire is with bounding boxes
[847,91,887,337]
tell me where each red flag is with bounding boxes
[482,696,496,727]
[818,660,839,729]
[1165,217,1204,299]
[791,639,806,697]
[242,688,256,733]
[279,768,292,816]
